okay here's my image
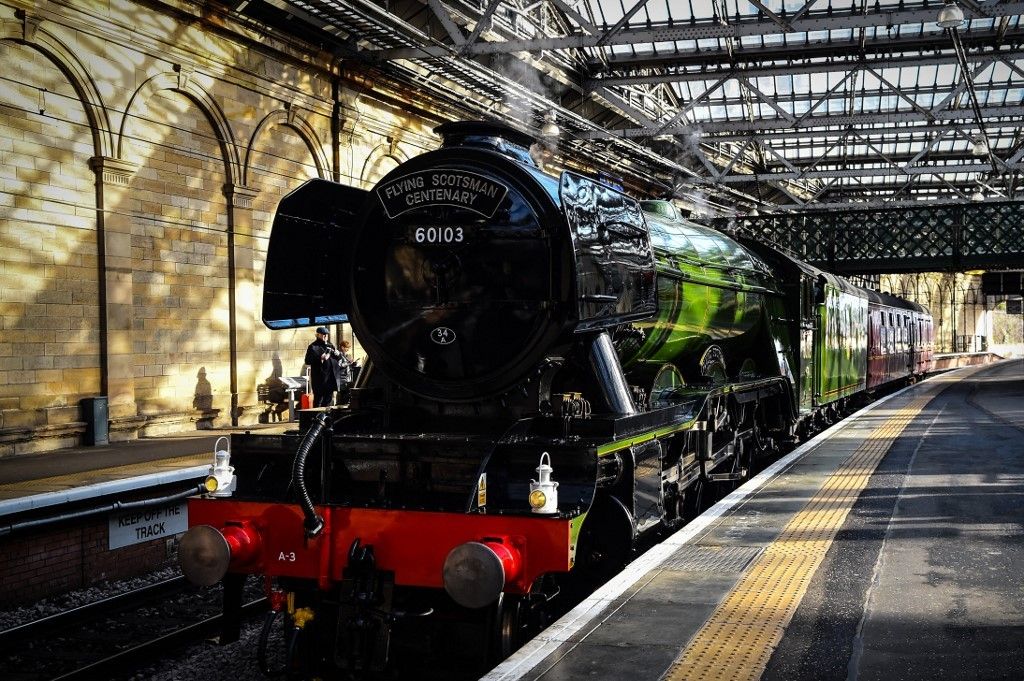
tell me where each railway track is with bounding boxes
[0,575,266,681]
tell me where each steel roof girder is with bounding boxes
[595,0,654,47]
[848,129,909,174]
[369,4,1024,58]
[798,132,855,179]
[761,196,969,210]
[810,176,842,201]
[999,54,1024,80]
[592,84,731,180]
[719,138,754,178]
[863,66,937,122]
[756,141,801,173]
[458,0,501,55]
[792,68,862,127]
[426,0,467,46]
[1008,141,1024,165]
[589,29,1023,71]
[745,0,792,32]
[776,148,1000,169]
[590,49,1024,85]
[654,77,730,136]
[620,79,1014,117]
[706,120,1024,142]
[958,0,999,20]
[549,0,598,34]
[735,76,797,123]
[582,104,1024,137]
[716,161,1019,183]
[927,60,995,116]
[902,126,956,171]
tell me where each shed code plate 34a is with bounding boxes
[108,502,188,549]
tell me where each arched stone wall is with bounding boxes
[360,140,408,186]
[119,82,233,426]
[0,17,114,157]
[0,0,441,451]
[245,111,324,388]
[118,71,241,185]
[244,108,329,185]
[0,28,102,447]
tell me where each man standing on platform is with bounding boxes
[304,326,347,408]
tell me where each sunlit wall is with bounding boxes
[0,0,439,454]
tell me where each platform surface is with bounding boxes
[485,359,1024,681]
[0,423,291,515]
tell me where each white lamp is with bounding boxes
[937,0,965,29]
[972,138,987,156]
[539,110,560,140]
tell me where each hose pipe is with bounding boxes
[258,610,285,677]
[292,411,330,538]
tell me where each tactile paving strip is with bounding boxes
[662,546,764,574]
[662,391,938,681]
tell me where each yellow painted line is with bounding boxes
[663,393,934,681]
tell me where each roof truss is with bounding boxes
[234,0,1024,214]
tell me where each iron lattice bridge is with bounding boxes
[718,201,1024,274]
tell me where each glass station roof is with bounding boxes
[237,0,1024,214]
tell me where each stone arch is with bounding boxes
[243,108,329,184]
[360,140,409,186]
[898,275,914,300]
[0,17,114,157]
[923,276,938,301]
[118,70,241,185]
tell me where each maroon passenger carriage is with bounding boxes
[866,291,934,390]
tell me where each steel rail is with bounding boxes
[49,597,268,681]
[0,576,187,647]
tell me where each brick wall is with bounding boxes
[0,519,175,606]
[0,0,440,455]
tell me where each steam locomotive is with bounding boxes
[178,121,934,676]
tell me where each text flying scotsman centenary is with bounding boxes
[376,169,508,218]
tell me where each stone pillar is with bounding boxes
[89,156,140,430]
[223,183,261,426]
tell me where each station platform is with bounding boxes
[485,359,1024,681]
[0,420,295,606]
[0,423,291,517]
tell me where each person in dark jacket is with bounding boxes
[303,326,349,408]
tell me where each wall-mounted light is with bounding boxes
[937,0,965,29]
